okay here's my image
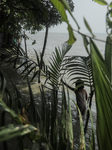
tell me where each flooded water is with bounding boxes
[18,32,107,149]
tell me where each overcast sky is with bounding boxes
[49,0,112,34]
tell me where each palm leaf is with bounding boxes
[64,56,93,87]
[47,43,72,88]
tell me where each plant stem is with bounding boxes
[84,90,94,134]
[38,25,49,83]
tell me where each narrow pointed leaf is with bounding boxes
[0,124,37,142]
[90,39,112,150]
[84,18,95,37]
[94,0,108,5]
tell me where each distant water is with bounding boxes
[21,32,107,108]
[21,32,107,150]
[21,32,107,95]
[21,32,107,63]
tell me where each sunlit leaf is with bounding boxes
[50,0,68,22]
[61,0,80,30]
[67,24,76,44]
[109,2,112,7]
[0,124,37,141]
[94,0,108,5]
[50,0,76,44]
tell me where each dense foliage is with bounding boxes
[0,0,74,35]
[1,0,112,150]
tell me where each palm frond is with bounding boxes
[47,42,72,88]
[64,55,93,88]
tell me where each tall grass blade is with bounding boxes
[71,99,86,150]
[67,88,73,150]
[58,85,67,149]
[27,78,40,126]
[0,70,6,95]
[87,103,95,150]
[0,98,22,124]
[105,36,112,82]
[50,88,58,150]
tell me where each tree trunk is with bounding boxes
[38,25,49,83]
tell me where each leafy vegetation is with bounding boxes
[0,0,112,150]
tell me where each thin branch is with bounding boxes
[73,29,112,45]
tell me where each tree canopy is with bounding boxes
[0,0,74,35]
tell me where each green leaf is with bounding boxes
[94,0,108,5]
[109,2,112,7]
[84,18,95,37]
[105,36,112,82]
[50,0,68,23]
[71,99,86,150]
[0,70,6,95]
[48,44,71,88]
[0,124,37,141]
[0,97,22,124]
[34,49,40,65]
[87,104,95,150]
[82,35,90,54]
[32,40,36,45]
[50,0,76,44]
[108,20,112,28]
[59,85,67,149]
[67,88,73,150]
[64,56,93,88]
[27,78,40,126]
[90,39,112,150]
[61,0,80,30]
[67,24,76,44]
